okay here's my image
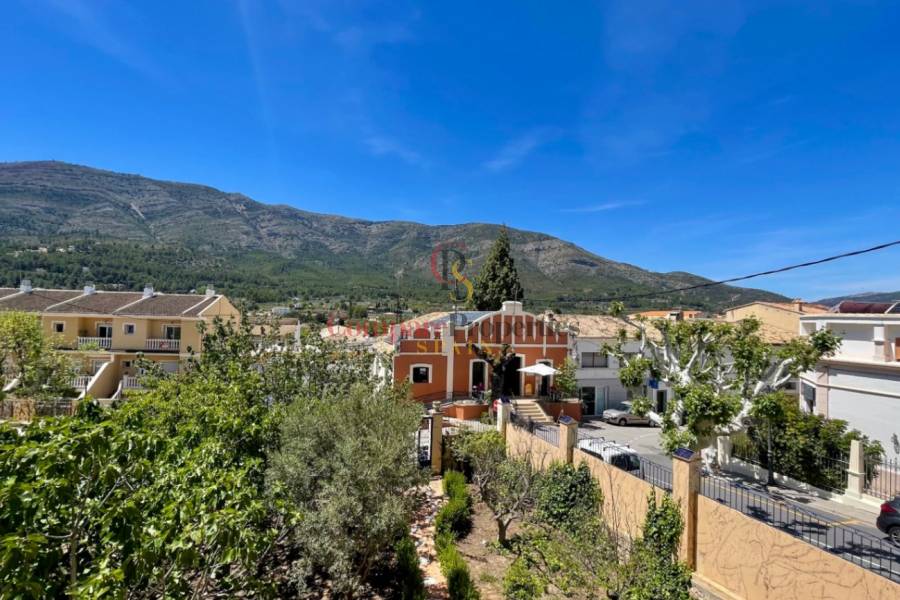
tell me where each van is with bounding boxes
[577,438,641,473]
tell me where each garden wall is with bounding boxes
[695,495,899,600]
[506,423,565,468]
[574,448,658,540]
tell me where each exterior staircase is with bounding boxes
[512,399,554,424]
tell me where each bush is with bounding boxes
[437,539,480,600]
[394,533,425,600]
[437,470,473,539]
[534,462,600,530]
[443,470,468,499]
[437,495,473,539]
[503,557,543,599]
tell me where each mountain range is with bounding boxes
[0,161,787,311]
[817,291,900,306]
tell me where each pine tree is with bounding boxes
[471,227,524,310]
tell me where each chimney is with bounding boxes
[19,279,32,293]
[205,285,216,297]
[143,285,155,299]
[793,299,804,312]
[83,283,96,295]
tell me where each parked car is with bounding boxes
[577,438,641,473]
[602,401,654,427]
[876,496,900,546]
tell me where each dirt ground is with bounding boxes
[453,500,517,600]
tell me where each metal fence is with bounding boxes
[701,476,900,583]
[638,456,673,491]
[416,416,432,467]
[0,399,74,421]
[731,448,850,494]
[865,455,900,501]
[534,424,559,447]
[445,417,495,433]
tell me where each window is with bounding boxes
[52,322,65,334]
[163,325,181,340]
[411,365,431,384]
[580,352,608,368]
[97,324,113,338]
[123,323,136,335]
[801,383,816,413]
[122,360,132,368]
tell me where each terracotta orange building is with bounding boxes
[390,301,572,402]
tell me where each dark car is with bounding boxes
[876,496,900,546]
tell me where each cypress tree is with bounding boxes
[471,227,524,310]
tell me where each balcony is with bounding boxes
[122,376,142,389]
[71,375,91,390]
[145,338,180,352]
[77,337,111,350]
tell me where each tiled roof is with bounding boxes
[548,313,642,339]
[46,292,145,314]
[0,288,223,318]
[117,294,220,317]
[0,288,19,300]
[0,290,83,312]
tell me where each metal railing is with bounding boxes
[77,336,111,349]
[865,456,900,501]
[701,476,900,583]
[731,448,850,494]
[638,456,673,491]
[534,424,559,447]
[445,417,494,433]
[146,338,181,352]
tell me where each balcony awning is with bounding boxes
[518,363,558,376]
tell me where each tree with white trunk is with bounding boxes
[604,302,841,455]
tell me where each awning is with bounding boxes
[518,363,558,376]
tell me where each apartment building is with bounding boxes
[799,301,900,448]
[0,281,239,399]
[389,301,571,402]
[724,299,830,345]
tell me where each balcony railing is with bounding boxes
[122,376,142,389]
[77,337,111,349]
[71,375,91,390]
[146,339,180,352]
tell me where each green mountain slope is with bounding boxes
[0,161,786,310]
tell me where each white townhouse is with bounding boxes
[549,313,672,418]
[799,301,900,448]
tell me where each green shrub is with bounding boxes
[443,470,468,499]
[534,462,600,530]
[437,540,480,600]
[394,533,425,600]
[437,495,473,539]
[503,557,543,599]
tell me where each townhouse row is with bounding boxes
[0,281,239,399]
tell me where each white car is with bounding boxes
[602,401,654,427]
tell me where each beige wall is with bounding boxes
[506,424,565,466]
[726,304,799,334]
[696,495,899,599]
[575,449,658,540]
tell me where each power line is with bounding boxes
[592,238,900,304]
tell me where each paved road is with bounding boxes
[577,417,900,583]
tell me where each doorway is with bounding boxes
[580,387,596,415]
[502,355,522,397]
[470,360,487,398]
[537,359,552,397]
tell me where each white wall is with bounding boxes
[828,323,874,359]
[828,385,900,448]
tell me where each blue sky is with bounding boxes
[2,0,900,300]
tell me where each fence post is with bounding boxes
[430,401,443,476]
[672,449,700,570]
[558,417,577,464]
[497,401,509,441]
[846,439,865,498]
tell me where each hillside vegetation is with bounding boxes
[0,161,786,310]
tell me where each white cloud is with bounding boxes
[364,135,427,167]
[483,129,559,172]
[560,201,644,213]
